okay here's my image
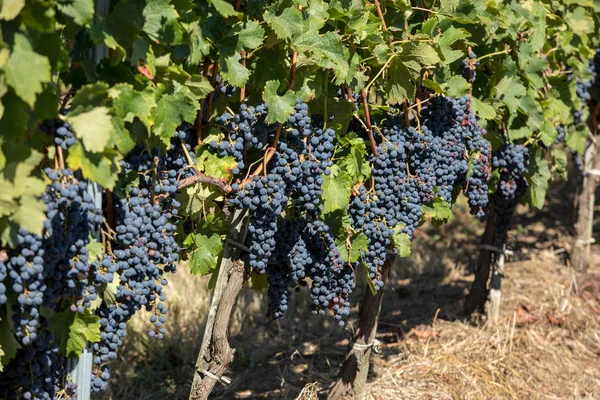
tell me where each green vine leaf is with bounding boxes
[336,232,368,264]
[2,35,51,108]
[56,0,94,25]
[392,230,411,258]
[295,32,350,83]
[385,57,421,103]
[49,310,101,357]
[495,75,526,113]
[471,97,496,120]
[220,52,251,87]
[184,233,223,276]
[110,84,155,128]
[526,147,551,210]
[66,143,120,190]
[0,301,20,368]
[153,91,199,145]
[321,166,352,214]
[143,0,182,45]
[421,198,452,226]
[264,7,304,40]
[209,0,241,18]
[444,76,470,98]
[67,107,114,153]
[262,80,296,124]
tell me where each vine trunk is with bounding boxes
[327,257,394,400]
[571,141,600,271]
[464,203,496,317]
[189,208,250,400]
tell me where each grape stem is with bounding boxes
[364,54,396,93]
[475,48,511,63]
[56,145,65,170]
[239,50,247,102]
[241,146,277,187]
[373,0,388,31]
[196,60,211,146]
[178,173,233,193]
[180,140,198,172]
[289,52,298,90]
[105,190,116,230]
[361,90,378,156]
[411,6,438,13]
[206,63,219,123]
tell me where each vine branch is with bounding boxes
[179,174,233,193]
[289,51,298,90]
[206,63,219,122]
[373,0,388,31]
[361,89,378,156]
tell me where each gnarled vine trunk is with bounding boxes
[327,257,393,400]
[464,202,496,317]
[189,208,250,400]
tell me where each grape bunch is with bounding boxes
[303,220,354,323]
[211,103,272,175]
[0,256,7,305]
[348,96,490,288]
[214,98,351,322]
[491,144,529,244]
[90,134,186,392]
[232,174,288,274]
[462,51,480,83]
[0,169,102,400]
[554,125,566,145]
[166,123,198,180]
[40,119,77,150]
[0,319,66,400]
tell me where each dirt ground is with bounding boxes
[98,178,600,400]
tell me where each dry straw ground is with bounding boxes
[98,180,600,400]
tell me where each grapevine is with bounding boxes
[0,0,598,399]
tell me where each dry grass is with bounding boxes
[365,253,600,400]
[98,183,600,400]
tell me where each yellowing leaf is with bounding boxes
[0,0,25,20]
[11,196,46,236]
[67,142,120,190]
[3,38,51,107]
[67,107,114,152]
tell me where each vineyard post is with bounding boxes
[571,140,600,270]
[327,257,394,400]
[488,244,505,322]
[65,183,102,399]
[64,1,110,397]
[188,207,250,400]
[464,205,496,316]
